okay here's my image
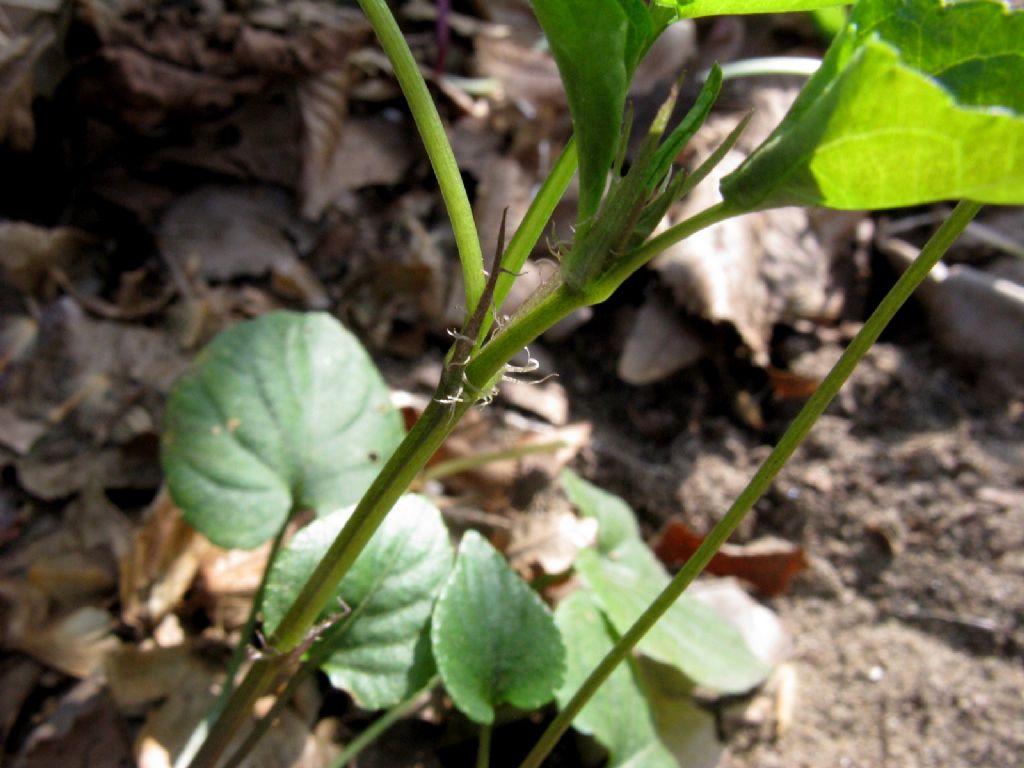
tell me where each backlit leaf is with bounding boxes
[721,0,1024,210]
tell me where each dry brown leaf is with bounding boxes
[505,508,598,578]
[120,487,211,630]
[13,679,134,768]
[0,222,95,298]
[473,29,562,107]
[499,377,569,425]
[618,293,704,385]
[0,7,59,151]
[197,541,273,632]
[158,185,312,282]
[653,518,808,598]
[301,111,414,220]
[651,86,862,370]
[0,578,121,678]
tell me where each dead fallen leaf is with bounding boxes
[197,541,274,633]
[653,518,808,597]
[618,293,704,385]
[120,487,212,631]
[505,508,598,578]
[0,579,121,678]
[298,67,414,219]
[13,679,134,768]
[0,222,96,298]
[767,366,821,400]
[0,6,61,151]
[651,85,862,370]
[158,185,314,283]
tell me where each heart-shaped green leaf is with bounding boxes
[721,0,1024,210]
[431,531,565,724]
[555,591,677,768]
[263,495,453,710]
[655,0,847,19]
[161,311,404,549]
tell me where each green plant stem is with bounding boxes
[330,677,440,768]
[192,200,736,768]
[422,440,566,482]
[356,0,484,310]
[187,658,279,768]
[491,139,578,318]
[516,199,983,768]
[477,723,492,768]
[175,519,291,768]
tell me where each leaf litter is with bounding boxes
[0,3,1021,767]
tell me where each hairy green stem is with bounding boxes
[329,677,439,768]
[356,0,484,311]
[517,199,983,768]
[491,139,578,319]
[190,200,734,768]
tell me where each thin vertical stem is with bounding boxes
[357,0,484,311]
[476,723,492,768]
[329,677,440,768]
[517,199,984,768]
[174,520,291,768]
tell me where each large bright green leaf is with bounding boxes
[576,545,771,694]
[555,591,676,768]
[530,0,650,219]
[262,495,452,709]
[431,531,565,724]
[721,0,1024,210]
[161,312,403,549]
[655,0,847,18]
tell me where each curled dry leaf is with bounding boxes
[158,185,315,283]
[0,222,96,298]
[0,579,121,678]
[653,517,808,598]
[298,68,414,220]
[119,487,212,630]
[618,292,704,385]
[0,4,61,151]
[12,679,134,768]
[505,507,598,579]
[651,85,862,371]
